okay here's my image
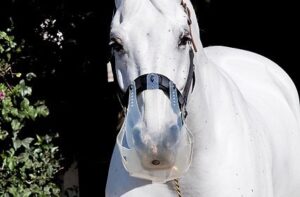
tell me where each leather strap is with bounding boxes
[125,73,185,108]
[182,49,195,107]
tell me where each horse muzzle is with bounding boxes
[116,74,193,183]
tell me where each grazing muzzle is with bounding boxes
[116,73,193,183]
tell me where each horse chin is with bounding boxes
[132,133,176,170]
[138,152,176,170]
[132,123,183,170]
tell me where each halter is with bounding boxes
[118,49,195,118]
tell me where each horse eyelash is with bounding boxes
[109,38,124,52]
[179,35,192,46]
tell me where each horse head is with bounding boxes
[110,0,199,182]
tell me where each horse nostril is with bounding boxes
[151,160,160,166]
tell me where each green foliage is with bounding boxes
[1,31,62,196]
[0,134,61,197]
[0,30,22,79]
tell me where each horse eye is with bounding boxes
[179,35,191,46]
[109,38,124,52]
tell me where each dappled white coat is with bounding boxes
[106,0,300,196]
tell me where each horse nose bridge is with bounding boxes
[138,89,173,131]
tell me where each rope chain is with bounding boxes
[171,1,197,197]
[173,178,182,197]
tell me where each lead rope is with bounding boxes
[171,1,197,197]
[173,179,182,197]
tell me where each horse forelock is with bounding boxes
[114,0,188,23]
[115,0,183,9]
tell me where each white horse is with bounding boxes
[106,0,300,196]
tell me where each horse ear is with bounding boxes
[115,0,122,8]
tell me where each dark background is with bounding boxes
[0,0,299,196]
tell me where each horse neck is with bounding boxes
[183,1,250,144]
[185,51,251,148]
[181,53,272,196]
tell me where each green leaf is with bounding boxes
[18,80,32,97]
[11,119,22,131]
[0,130,8,141]
[21,137,34,149]
[23,190,32,197]
[36,135,42,143]
[2,157,8,168]
[2,97,13,108]
[26,72,37,81]
[36,105,49,117]
[13,139,22,150]
[24,158,33,168]
[16,46,21,53]
[21,86,32,97]
[7,148,15,156]
[0,31,7,37]
[2,110,12,122]
[29,174,36,179]
[20,98,30,110]
[33,148,42,155]
[27,106,38,120]
[4,193,10,197]
[19,79,25,86]
[10,108,18,116]
[51,147,59,154]
[6,53,11,61]
[43,186,51,194]
[8,186,17,196]
[15,73,22,78]
[0,45,4,53]
[45,134,52,143]
[8,158,15,171]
